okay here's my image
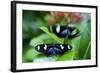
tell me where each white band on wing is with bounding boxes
[56,25,60,33]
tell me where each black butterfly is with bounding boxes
[49,24,79,39]
[35,44,72,56]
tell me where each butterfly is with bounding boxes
[35,44,72,56]
[49,24,79,39]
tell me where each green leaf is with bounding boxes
[57,51,75,61]
[70,16,91,60]
[30,34,57,47]
[40,26,64,44]
[23,48,39,62]
[30,37,44,47]
[83,42,91,59]
[69,36,81,60]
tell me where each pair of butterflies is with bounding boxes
[35,24,79,56]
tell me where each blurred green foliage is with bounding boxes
[22,10,91,63]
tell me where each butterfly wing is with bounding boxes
[35,44,72,56]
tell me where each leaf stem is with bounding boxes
[83,42,91,59]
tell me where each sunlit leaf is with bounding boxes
[30,34,57,47]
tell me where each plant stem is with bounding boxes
[64,37,68,44]
[83,42,91,59]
